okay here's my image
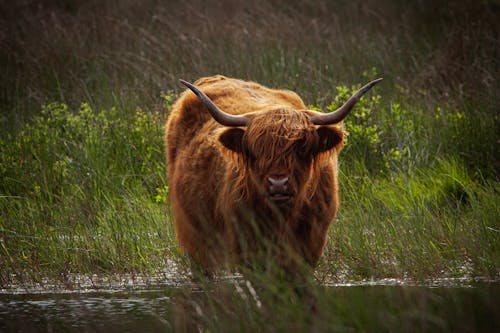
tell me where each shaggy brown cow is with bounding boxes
[165,75,381,274]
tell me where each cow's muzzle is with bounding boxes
[268,176,292,202]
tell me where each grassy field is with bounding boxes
[0,0,499,326]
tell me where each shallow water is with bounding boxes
[0,289,175,332]
[1,280,498,332]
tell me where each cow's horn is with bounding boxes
[179,79,250,127]
[311,78,383,125]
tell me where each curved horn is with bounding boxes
[179,79,250,127]
[311,78,383,125]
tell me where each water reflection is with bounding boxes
[1,281,498,332]
[0,290,174,332]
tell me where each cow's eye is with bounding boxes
[295,139,312,162]
[298,150,313,164]
[245,150,257,166]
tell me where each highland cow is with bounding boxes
[165,75,381,275]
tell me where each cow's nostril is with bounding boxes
[268,176,289,196]
[268,176,289,186]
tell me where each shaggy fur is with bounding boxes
[165,75,346,274]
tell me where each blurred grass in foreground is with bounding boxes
[1,282,498,332]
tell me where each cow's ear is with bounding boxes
[219,128,246,154]
[315,126,343,154]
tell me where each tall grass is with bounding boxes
[1,1,498,116]
[0,3,498,331]
[0,0,498,286]
[1,83,497,286]
[325,159,499,280]
[168,278,499,332]
[0,102,175,284]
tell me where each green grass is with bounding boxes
[0,85,497,286]
[0,0,498,331]
[325,159,499,280]
[0,102,175,284]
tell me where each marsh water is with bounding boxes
[1,280,498,332]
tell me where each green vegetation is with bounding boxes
[0,0,498,330]
[1,81,497,284]
[0,0,500,331]
[0,102,174,283]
